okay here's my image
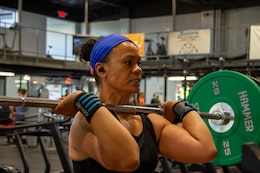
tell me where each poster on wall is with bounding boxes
[143,32,168,56]
[46,84,62,100]
[123,33,145,57]
[168,29,211,55]
[249,25,260,60]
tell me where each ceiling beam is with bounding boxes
[90,0,123,8]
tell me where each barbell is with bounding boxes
[0,70,259,166]
[0,96,233,121]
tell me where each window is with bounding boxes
[0,8,18,27]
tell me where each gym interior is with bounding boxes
[0,0,260,172]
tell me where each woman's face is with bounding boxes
[102,41,142,94]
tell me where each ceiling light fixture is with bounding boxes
[23,75,31,80]
[168,76,198,81]
[0,72,15,76]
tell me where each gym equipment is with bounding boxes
[241,142,260,173]
[0,97,233,121]
[0,116,73,173]
[155,157,216,173]
[187,70,260,166]
[0,164,21,173]
[0,23,20,50]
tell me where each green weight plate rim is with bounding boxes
[187,70,260,166]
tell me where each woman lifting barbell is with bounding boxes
[52,33,217,173]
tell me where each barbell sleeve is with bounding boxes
[0,96,233,120]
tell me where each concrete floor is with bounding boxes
[0,135,69,173]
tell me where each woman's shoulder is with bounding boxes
[147,113,171,140]
[147,113,169,124]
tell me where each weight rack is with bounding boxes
[0,116,73,173]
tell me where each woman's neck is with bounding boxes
[99,90,130,105]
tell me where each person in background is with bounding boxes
[14,88,29,121]
[52,33,217,173]
[129,94,137,105]
[10,88,29,145]
[138,92,145,105]
[63,89,70,97]
[0,106,15,144]
[151,94,161,104]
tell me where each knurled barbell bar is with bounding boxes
[0,96,233,121]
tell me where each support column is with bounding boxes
[84,0,89,34]
[119,18,131,33]
[18,0,22,54]
[213,9,222,58]
[119,8,131,33]
[172,0,176,31]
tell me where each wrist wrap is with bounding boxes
[172,100,196,123]
[74,92,102,123]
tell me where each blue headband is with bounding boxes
[90,33,131,74]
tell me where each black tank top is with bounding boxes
[72,113,158,173]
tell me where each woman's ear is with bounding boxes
[95,63,107,76]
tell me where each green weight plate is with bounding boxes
[187,70,260,166]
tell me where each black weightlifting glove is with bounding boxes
[172,100,197,124]
[74,92,102,123]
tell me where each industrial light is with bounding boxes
[14,80,27,83]
[0,72,15,76]
[168,76,198,81]
[23,75,31,80]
